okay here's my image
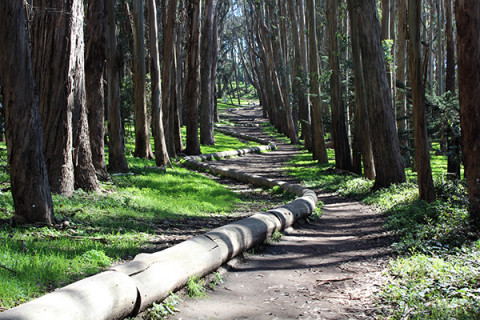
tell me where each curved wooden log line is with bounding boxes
[0,135,317,320]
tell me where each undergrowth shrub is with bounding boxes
[284,148,479,319]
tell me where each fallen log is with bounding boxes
[0,137,317,319]
[112,235,224,312]
[185,145,275,162]
[0,271,138,320]
[109,211,306,313]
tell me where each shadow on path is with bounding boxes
[165,106,391,320]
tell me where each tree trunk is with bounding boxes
[348,0,406,189]
[119,0,135,74]
[436,0,444,95]
[327,0,353,171]
[106,0,129,172]
[32,0,98,194]
[85,0,109,181]
[445,0,460,179]
[288,0,310,149]
[162,0,179,158]
[307,0,328,163]
[298,0,311,148]
[31,0,74,195]
[455,0,480,227]
[265,1,299,144]
[148,0,172,167]
[232,49,242,106]
[396,0,408,151]
[184,0,202,155]
[71,0,100,192]
[381,0,393,92]
[175,0,185,155]
[133,0,154,159]
[408,0,435,202]
[349,3,375,180]
[0,0,55,224]
[200,0,217,146]
[381,0,391,41]
[211,5,221,123]
[445,0,455,94]
[275,1,298,144]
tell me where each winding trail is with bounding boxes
[168,106,392,320]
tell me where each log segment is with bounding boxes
[0,136,317,319]
[0,271,138,320]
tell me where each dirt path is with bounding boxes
[168,106,391,320]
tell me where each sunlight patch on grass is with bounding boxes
[180,127,251,154]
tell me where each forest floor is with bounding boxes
[154,106,393,320]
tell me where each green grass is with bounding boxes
[217,94,258,107]
[180,127,252,155]
[379,245,480,319]
[283,143,479,319]
[217,102,234,111]
[144,291,181,319]
[186,275,207,299]
[208,272,223,290]
[405,142,465,182]
[203,130,252,154]
[0,136,249,309]
[260,122,297,145]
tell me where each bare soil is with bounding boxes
[163,106,392,319]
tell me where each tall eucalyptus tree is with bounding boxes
[347,0,406,189]
[0,0,54,224]
[132,0,154,159]
[456,0,480,228]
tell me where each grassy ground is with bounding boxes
[284,143,480,319]
[180,126,253,155]
[0,130,252,309]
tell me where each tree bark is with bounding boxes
[298,0,310,144]
[445,0,460,179]
[288,0,310,149]
[133,0,154,159]
[31,0,74,195]
[396,0,408,151]
[408,0,435,202]
[200,0,218,146]
[349,4,375,180]
[184,0,202,155]
[348,0,406,189]
[71,0,100,192]
[162,0,179,157]
[445,0,455,94]
[119,0,135,74]
[455,0,480,227]
[106,0,129,172]
[306,0,328,163]
[381,0,393,91]
[85,0,109,181]
[174,0,185,154]
[327,0,353,171]
[148,0,172,167]
[0,0,55,224]
[436,0,444,95]
[32,0,98,194]
[260,0,299,144]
